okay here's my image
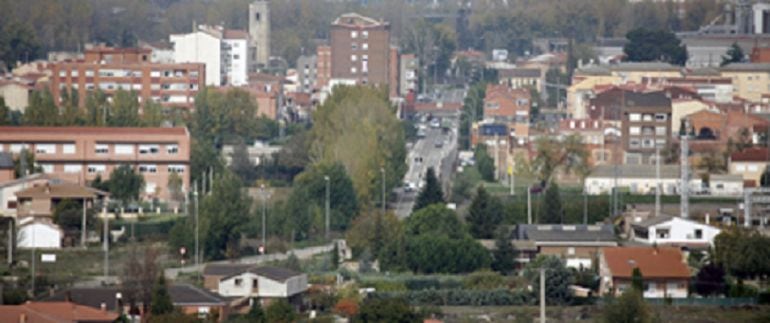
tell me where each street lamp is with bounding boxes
[324,176,330,240]
[258,184,272,251]
[380,167,386,214]
[193,181,199,270]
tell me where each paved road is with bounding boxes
[164,243,334,279]
[393,115,460,219]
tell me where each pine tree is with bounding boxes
[247,300,267,323]
[491,226,517,274]
[467,186,503,238]
[413,167,444,212]
[540,181,564,224]
[331,242,340,267]
[150,273,174,315]
[631,267,644,292]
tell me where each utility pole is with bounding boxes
[81,199,87,248]
[259,184,271,250]
[381,167,386,214]
[7,220,13,265]
[655,145,661,217]
[681,118,690,219]
[193,181,199,271]
[30,227,35,297]
[103,214,109,278]
[527,186,532,225]
[324,176,330,240]
[494,134,500,181]
[540,267,546,323]
[583,188,588,225]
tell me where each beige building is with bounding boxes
[720,63,770,102]
[729,147,770,186]
[330,13,391,87]
[0,127,190,201]
[0,80,31,112]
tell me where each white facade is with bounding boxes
[223,38,249,86]
[218,272,308,298]
[17,221,62,249]
[632,217,722,246]
[585,175,742,197]
[170,30,222,86]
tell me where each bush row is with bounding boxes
[370,288,533,306]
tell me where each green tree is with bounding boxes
[108,90,141,127]
[601,290,651,323]
[310,85,406,204]
[346,211,403,260]
[354,297,421,323]
[141,100,165,127]
[59,89,83,126]
[721,42,745,66]
[463,269,505,290]
[0,97,12,125]
[190,138,223,184]
[467,186,504,239]
[623,28,688,66]
[23,90,58,126]
[523,256,573,305]
[199,171,251,260]
[13,149,41,178]
[150,273,174,315]
[84,90,108,126]
[52,198,94,236]
[532,135,589,183]
[491,226,517,275]
[166,172,184,209]
[540,182,564,224]
[413,167,444,212]
[265,299,297,323]
[229,140,256,184]
[713,228,770,279]
[247,301,266,323]
[474,144,496,182]
[631,267,644,292]
[108,165,144,207]
[694,263,726,297]
[285,162,359,240]
[404,235,491,274]
[284,252,301,272]
[406,204,466,239]
[0,22,40,69]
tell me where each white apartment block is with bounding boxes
[170,25,251,86]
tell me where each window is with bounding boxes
[351,43,358,50]
[629,113,641,122]
[39,164,54,173]
[655,126,667,136]
[64,164,82,173]
[642,114,654,122]
[138,164,158,173]
[234,278,243,286]
[115,144,134,155]
[655,113,668,122]
[87,164,106,173]
[362,43,368,50]
[255,12,260,21]
[748,165,759,172]
[629,126,641,135]
[234,54,240,60]
[252,279,258,288]
[10,143,29,153]
[694,229,703,239]
[95,144,109,154]
[351,67,357,74]
[167,144,179,154]
[168,165,186,173]
[629,139,640,148]
[736,165,746,172]
[351,30,358,38]
[362,30,368,38]
[139,144,160,155]
[351,55,357,62]
[145,182,157,194]
[35,144,55,154]
[567,247,575,255]
[362,54,368,61]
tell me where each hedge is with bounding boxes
[370,288,533,306]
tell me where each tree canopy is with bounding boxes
[406,204,466,239]
[623,28,688,66]
[108,165,145,206]
[523,256,573,305]
[540,182,564,224]
[310,85,406,205]
[467,186,504,239]
[413,167,444,212]
[721,42,745,66]
[354,297,421,323]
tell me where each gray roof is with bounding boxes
[632,215,675,228]
[515,224,617,243]
[0,152,12,169]
[169,283,227,305]
[500,68,542,78]
[203,263,252,276]
[589,165,680,179]
[248,266,303,282]
[721,63,770,72]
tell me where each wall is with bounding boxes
[224,38,249,86]
[637,217,721,246]
[218,272,259,297]
[729,160,769,183]
[171,31,222,86]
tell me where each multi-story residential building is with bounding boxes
[498,68,544,94]
[559,118,622,165]
[170,25,250,86]
[621,91,672,164]
[399,54,419,96]
[631,215,722,248]
[0,127,190,201]
[316,45,331,91]
[483,84,531,142]
[296,54,317,93]
[330,13,391,87]
[50,46,205,109]
[720,63,770,102]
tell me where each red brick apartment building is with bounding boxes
[0,127,190,201]
[50,46,205,109]
[330,13,391,87]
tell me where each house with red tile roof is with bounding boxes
[599,247,690,298]
[0,301,119,323]
[729,147,770,186]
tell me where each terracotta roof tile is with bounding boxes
[0,126,187,136]
[0,301,119,323]
[602,247,690,279]
[15,182,108,199]
[731,147,770,162]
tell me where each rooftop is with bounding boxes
[333,13,387,28]
[15,182,109,199]
[43,284,226,311]
[589,164,681,179]
[515,224,617,243]
[730,147,770,162]
[248,266,304,282]
[203,263,253,276]
[602,246,690,279]
[0,301,119,323]
[0,126,188,136]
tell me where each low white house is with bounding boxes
[584,165,743,196]
[218,266,307,301]
[17,218,62,249]
[631,215,721,248]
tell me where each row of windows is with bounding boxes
[629,126,667,136]
[95,143,179,155]
[58,69,199,78]
[36,164,186,174]
[629,113,668,122]
[0,143,76,154]
[629,138,666,149]
[350,30,369,39]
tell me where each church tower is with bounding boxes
[249,0,270,70]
